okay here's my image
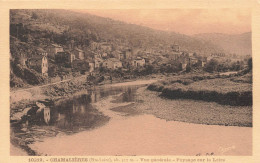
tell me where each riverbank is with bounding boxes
[135,87,252,127]
[147,72,252,106]
[10,73,159,115]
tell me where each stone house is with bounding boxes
[132,57,146,67]
[94,54,102,59]
[94,58,103,69]
[181,63,187,70]
[28,54,48,76]
[103,58,122,70]
[197,59,206,67]
[90,42,99,51]
[100,43,112,52]
[36,48,48,57]
[116,52,125,61]
[47,44,64,59]
[85,58,95,72]
[170,51,182,61]
[188,57,198,65]
[84,49,97,59]
[143,57,152,65]
[55,51,75,65]
[72,48,84,60]
[88,62,95,72]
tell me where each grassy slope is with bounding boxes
[148,72,252,106]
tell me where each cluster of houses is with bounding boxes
[18,42,149,77]
[161,44,207,70]
[15,40,249,78]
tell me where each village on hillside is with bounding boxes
[9,9,252,88]
[11,39,251,87]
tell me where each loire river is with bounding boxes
[12,81,252,156]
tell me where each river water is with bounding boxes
[12,81,252,156]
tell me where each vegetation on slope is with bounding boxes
[148,71,252,106]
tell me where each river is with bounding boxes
[11,80,252,156]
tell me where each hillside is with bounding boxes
[194,32,251,56]
[10,9,224,57]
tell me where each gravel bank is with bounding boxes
[135,87,252,127]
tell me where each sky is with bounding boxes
[75,9,251,35]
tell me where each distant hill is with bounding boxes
[10,9,225,57]
[193,32,251,56]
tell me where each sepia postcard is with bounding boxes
[0,0,260,163]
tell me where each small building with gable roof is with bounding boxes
[103,58,122,70]
[47,44,64,58]
[132,57,145,67]
[72,48,85,60]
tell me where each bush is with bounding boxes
[186,65,191,72]
[204,59,219,73]
[23,68,45,85]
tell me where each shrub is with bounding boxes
[204,59,219,73]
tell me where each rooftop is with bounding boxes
[51,44,62,48]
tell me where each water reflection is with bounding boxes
[50,94,109,132]
[36,107,50,125]
[14,85,141,133]
[22,106,51,126]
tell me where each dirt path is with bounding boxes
[11,75,86,93]
[10,75,87,103]
[105,79,158,87]
[10,77,158,104]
